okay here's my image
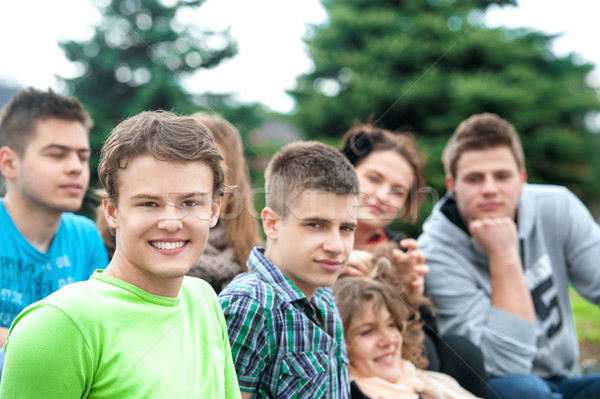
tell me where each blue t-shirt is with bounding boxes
[0,199,109,328]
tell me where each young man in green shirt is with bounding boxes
[0,111,240,398]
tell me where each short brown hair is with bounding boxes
[98,110,225,204]
[264,140,359,218]
[341,125,426,222]
[443,113,525,178]
[0,87,93,156]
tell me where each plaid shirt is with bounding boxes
[219,247,350,398]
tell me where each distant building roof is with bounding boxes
[248,119,302,146]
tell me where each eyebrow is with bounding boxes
[351,322,376,332]
[302,217,358,228]
[130,192,210,201]
[41,144,91,153]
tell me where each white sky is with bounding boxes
[0,0,598,114]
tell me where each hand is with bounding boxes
[341,250,373,277]
[395,239,430,295]
[469,217,519,259]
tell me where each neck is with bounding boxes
[3,193,62,253]
[103,254,183,298]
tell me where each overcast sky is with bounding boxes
[0,0,598,114]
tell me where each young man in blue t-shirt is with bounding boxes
[0,88,109,351]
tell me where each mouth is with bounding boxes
[480,202,500,211]
[60,184,83,194]
[150,240,188,251]
[374,352,396,365]
[366,204,384,215]
[315,259,342,272]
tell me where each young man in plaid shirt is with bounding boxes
[219,140,360,398]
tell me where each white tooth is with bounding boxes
[152,241,184,250]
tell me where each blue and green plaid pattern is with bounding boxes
[219,247,350,398]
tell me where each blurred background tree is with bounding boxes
[289,0,600,237]
[59,0,238,189]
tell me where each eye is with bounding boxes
[139,202,158,208]
[390,187,405,196]
[367,175,380,183]
[341,225,355,233]
[359,329,372,336]
[307,222,322,229]
[78,153,91,162]
[465,175,481,183]
[182,200,199,207]
[48,152,65,159]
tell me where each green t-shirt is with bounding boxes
[0,271,240,398]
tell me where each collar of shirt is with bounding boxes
[247,246,307,303]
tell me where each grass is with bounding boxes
[571,287,600,344]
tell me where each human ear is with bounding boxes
[103,196,119,229]
[445,175,455,197]
[261,207,279,241]
[0,146,18,179]
[520,169,527,184]
[209,197,222,228]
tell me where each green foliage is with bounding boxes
[571,288,600,344]
[290,0,600,231]
[58,0,237,187]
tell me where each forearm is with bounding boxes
[488,251,536,323]
[425,251,538,375]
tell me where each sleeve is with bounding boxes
[561,189,600,305]
[421,241,538,376]
[0,304,93,398]
[219,291,274,393]
[216,296,242,399]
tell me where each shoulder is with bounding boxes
[418,197,469,251]
[59,213,103,239]
[181,276,218,303]
[522,183,574,202]
[43,278,102,309]
[219,272,278,310]
[519,184,586,223]
[315,286,337,307]
[13,279,101,332]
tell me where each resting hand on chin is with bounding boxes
[469,217,519,258]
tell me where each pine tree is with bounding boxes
[59,0,237,183]
[290,0,600,234]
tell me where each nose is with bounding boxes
[374,183,390,203]
[65,152,85,174]
[322,230,345,255]
[481,175,498,195]
[156,205,185,232]
[377,329,401,347]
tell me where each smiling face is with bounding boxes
[104,155,220,296]
[262,190,358,299]
[6,118,91,214]
[348,299,404,383]
[446,146,526,225]
[354,150,414,233]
